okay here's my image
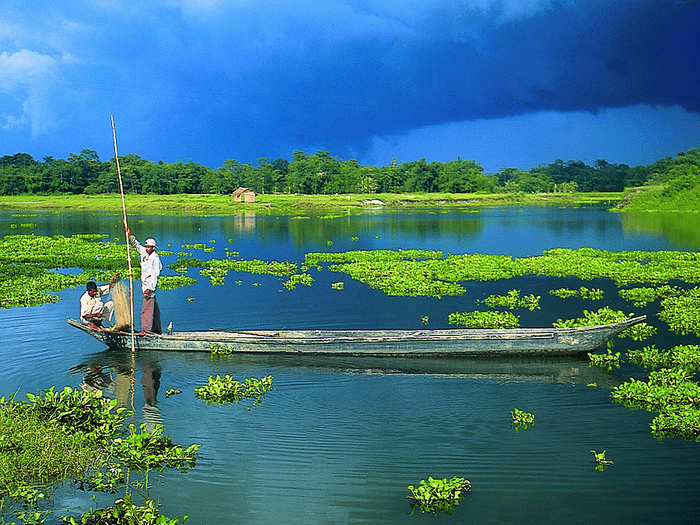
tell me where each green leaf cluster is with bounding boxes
[407,476,471,515]
[510,408,535,430]
[448,310,519,329]
[482,289,541,311]
[612,368,700,440]
[194,375,273,406]
[628,345,700,371]
[658,287,700,337]
[549,286,603,300]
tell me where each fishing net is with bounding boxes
[111,280,132,331]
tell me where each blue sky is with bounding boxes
[1,0,699,173]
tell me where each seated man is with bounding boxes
[80,274,119,329]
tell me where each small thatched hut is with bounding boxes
[231,187,256,203]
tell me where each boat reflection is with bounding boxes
[147,352,623,388]
[69,351,163,430]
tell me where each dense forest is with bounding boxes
[0,148,698,196]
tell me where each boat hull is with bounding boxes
[67,316,646,357]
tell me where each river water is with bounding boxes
[0,206,698,524]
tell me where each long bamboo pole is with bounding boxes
[110,115,136,354]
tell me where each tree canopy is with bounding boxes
[1,147,697,196]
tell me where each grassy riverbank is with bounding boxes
[0,192,622,215]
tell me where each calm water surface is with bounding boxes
[1,206,699,524]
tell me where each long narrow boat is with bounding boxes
[67,315,646,357]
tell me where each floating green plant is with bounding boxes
[588,349,621,370]
[482,289,541,311]
[165,389,182,397]
[553,307,654,340]
[158,275,197,290]
[194,375,273,406]
[511,408,535,430]
[658,287,700,337]
[407,476,471,515]
[303,248,700,299]
[549,286,604,300]
[421,315,429,325]
[628,345,700,371]
[209,343,236,356]
[283,273,314,290]
[548,287,578,299]
[62,497,188,525]
[331,281,344,290]
[590,449,613,471]
[618,285,681,307]
[612,368,700,440]
[448,310,520,329]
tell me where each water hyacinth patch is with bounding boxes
[482,289,541,311]
[194,375,273,406]
[407,476,471,515]
[590,449,613,471]
[588,349,621,370]
[658,287,700,337]
[552,307,654,340]
[511,408,535,430]
[627,345,700,371]
[549,286,604,300]
[448,310,520,329]
[283,273,314,290]
[612,368,700,412]
[618,285,681,307]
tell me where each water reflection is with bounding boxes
[620,211,700,249]
[69,351,163,430]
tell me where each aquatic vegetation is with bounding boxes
[650,405,700,441]
[283,273,314,290]
[305,248,700,299]
[658,287,700,337]
[482,289,541,311]
[0,402,100,495]
[23,386,128,444]
[511,408,535,430]
[331,281,344,290]
[553,307,653,340]
[612,368,700,411]
[612,367,700,440]
[198,257,297,285]
[618,285,681,307]
[621,322,657,341]
[165,389,182,397]
[590,450,613,471]
[62,496,188,524]
[407,476,471,515]
[194,375,273,406]
[209,343,236,356]
[158,275,197,290]
[448,310,520,329]
[549,286,604,300]
[627,345,700,372]
[421,315,429,325]
[108,424,199,472]
[0,386,199,523]
[351,236,359,242]
[588,349,621,370]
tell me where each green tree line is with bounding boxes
[1,148,698,196]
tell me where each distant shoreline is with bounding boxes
[0,192,622,215]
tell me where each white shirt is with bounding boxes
[129,235,163,294]
[80,284,110,318]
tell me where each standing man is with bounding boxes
[80,273,119,329]
[125,227,163,334]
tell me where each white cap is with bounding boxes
[144,238,157,248]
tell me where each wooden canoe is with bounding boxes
[67,315,646,357]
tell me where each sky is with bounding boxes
[1,0,699,174]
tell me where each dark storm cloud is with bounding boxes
[1,0,699,166]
